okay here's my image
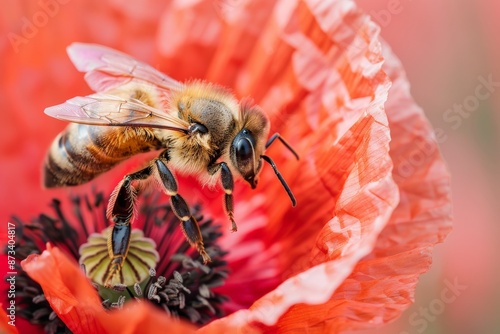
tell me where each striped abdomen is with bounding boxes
[44,123,162,188]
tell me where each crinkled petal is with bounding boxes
[199,0,400,331]
[313,43,452,331]
[251,37,453,334]
[21,244,105,334]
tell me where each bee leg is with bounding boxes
[105,219,131,287]
[105,167,152,286]
[209,162,237,232]
[154,158,211,264]
[220,163,237,232]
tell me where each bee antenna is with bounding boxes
[261,155,296,207]
[265,133,299,160]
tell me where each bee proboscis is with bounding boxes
[44,43,298,286]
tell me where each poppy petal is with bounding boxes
[21,244,105,334]
[200,0,401,330]
[243,35,452,334]
[94,302,197,334]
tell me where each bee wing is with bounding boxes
[45,93,189,132]
[67,42,183,93]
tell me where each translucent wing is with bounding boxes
[45,93,189,133]
[67,42,183,93]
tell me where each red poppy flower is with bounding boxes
[1,0,452,333]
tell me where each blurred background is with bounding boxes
[1,0,498,333]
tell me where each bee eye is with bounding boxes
[230,128,258,187]
[235,137,253,161]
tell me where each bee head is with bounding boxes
[230,100,270,189]
[230,100,297,207]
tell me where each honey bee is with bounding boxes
[44,43,298,286]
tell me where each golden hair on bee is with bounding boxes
[171,80,240,119]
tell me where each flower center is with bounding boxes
[79,227,159,287]
[7,191,229,331]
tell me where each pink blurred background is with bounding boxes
[1,0,498,333]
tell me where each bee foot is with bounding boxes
[200,249,212,264]
[230,219,237,232]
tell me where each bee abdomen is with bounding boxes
[44,124,161,188]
